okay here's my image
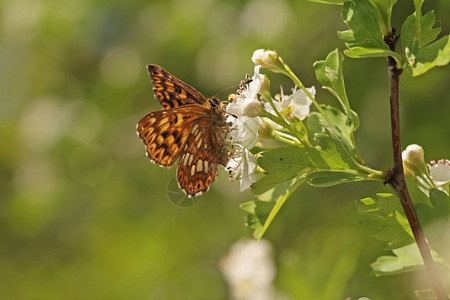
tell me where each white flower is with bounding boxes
[287,86,314,120]
[264,86,314,122]
[220,238,276,300]
[226,145,257,192]
[429,159,450,186]
[243,98,263,117]
[228,115,260,149]
[226,65,264,149]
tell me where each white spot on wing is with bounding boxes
[183,153,189,166]
[192,124,199,135]
[195,131,202,142]
[197,159,203,172]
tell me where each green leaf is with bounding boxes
[245,176,305,240]
[250,128,372,238]
[317,125,359,164]
[307,171,365,187]
[313,50,360,130]
[252,140,360,194]
[356,193,414,249]
[415,188,450,262]
[404,175,431,206]
[401,11,441,51]
[308,106,356,141]
[357,178,434,249]
[372,0,397,35]
[338,0,389,50]
[405,35,450,77]
[240,199,276,239]
[251,171,302,195]
[371,243,445,276]
[343,47,402,64]
[256,144,358,177]
[416,188,449,225]
[362,181,450,275]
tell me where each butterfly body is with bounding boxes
[137,65,229,197]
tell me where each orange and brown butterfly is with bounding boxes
[137,64,230,197]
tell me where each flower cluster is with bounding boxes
[402,144,450,194]
[225,49,315,192]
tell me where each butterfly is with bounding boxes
[137,65,229,197]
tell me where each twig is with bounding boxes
[384,32,449,300]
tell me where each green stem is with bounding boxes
[271,131,301,146]
[350,134,365,165]
[262,105,311,147]
[357,164,385,180]
[308,167,384,181]
[281,65,337,130]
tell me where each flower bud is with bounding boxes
[402,144,428,175]
[251,49,286,74]
[243,98,263,117]
[251,49,265,65]
[262,50,279,67]
[403,144,424,164]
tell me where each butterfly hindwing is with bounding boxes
[148,64,206,109]
[176,122,220,197]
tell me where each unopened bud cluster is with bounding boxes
[251,49,286,74]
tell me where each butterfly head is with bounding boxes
[207,97,220,109]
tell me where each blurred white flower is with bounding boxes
[220,238,276,300]
[226,145,257,192]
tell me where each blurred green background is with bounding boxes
[1,0,449,299]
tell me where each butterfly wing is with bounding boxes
[176,117,228,197]
[137,104,210,167]
[148,64,206,109]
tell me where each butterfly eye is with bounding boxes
[209,98,219,108]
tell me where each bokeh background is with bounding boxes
[1,0,449,299]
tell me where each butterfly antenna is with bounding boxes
[213,79,253,98]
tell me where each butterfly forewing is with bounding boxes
[148,64,206,109]
[138,65,229,197]
[137,105,210,166]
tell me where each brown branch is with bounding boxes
[384,33,449,300]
